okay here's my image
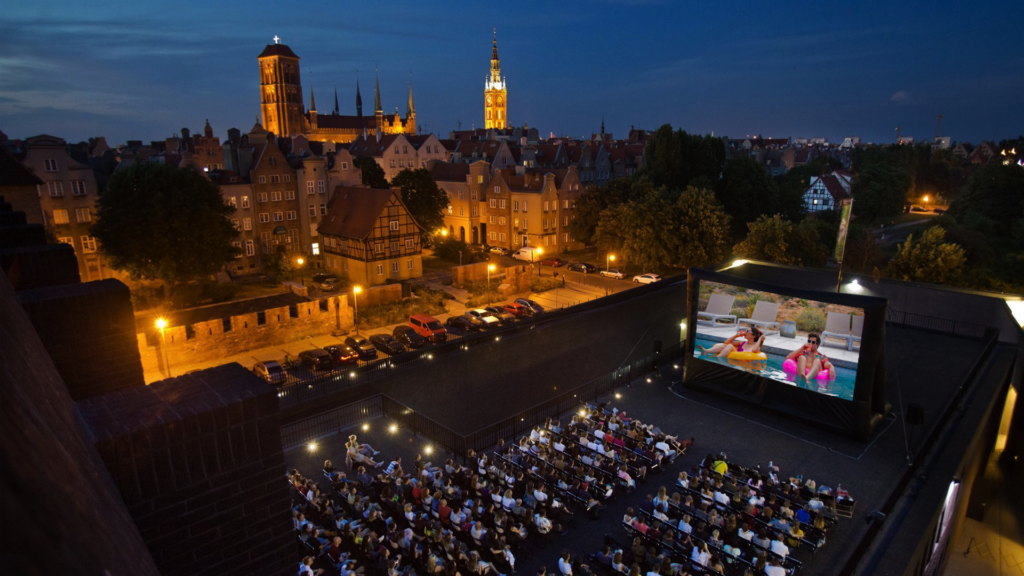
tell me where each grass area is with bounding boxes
[356,294,447,331]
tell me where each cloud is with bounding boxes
[889,90,911,104]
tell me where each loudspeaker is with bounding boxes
[905,403,924,426]
[653,339,662,354]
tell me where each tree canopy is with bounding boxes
[851,161,912,222]
[717,157,785,237]
[674,186,732,269]
[391,168,449,234]
[354,155,389,189]
[643,124,726,191]
[732,214,796,265]
[90,162,239,285]
[886,226,966,285]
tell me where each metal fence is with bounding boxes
[279,341,682,454]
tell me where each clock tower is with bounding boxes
[484,29,507,130]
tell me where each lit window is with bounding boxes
[311,242,320,255]
[81,236,97,253]
[241,196,250,208]
[52,209,69,224]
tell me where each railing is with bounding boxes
[885,308,989,340]
[279,341,682,454]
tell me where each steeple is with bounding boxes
[333,86,339,115]
[374,69,382,113]
[356,74,363,117]
[407,80,415,117]
[489,28,501,86]
[309,84,316,112]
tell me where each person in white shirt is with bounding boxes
[558,552,574,575]
[714,489,731,506]
[677,514,692,534]
[737,525,754,541]
[770,535,790,558]
[764,558,787,576]
[554,440,566,452]
[535,511,553,534]
[690,542,710,566]
[534,486,549,505]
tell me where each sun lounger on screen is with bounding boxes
[696,294,737,328]
[738,301,781,335]
[850,314,864,351]
[822,312,854,350]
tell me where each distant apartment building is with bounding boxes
[346,134,447,181]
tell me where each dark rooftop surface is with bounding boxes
[284,323,990,576]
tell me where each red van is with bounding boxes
[409,314,447,343]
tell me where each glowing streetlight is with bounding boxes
[353,285,362,335]
[307,442,317,452]
[922,195,929,203]
[487,264,496,306]
[296,257,305,286]
[606,253,616,272]
[535,247,543,275]
[155,317,171,378]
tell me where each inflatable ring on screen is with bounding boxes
[727,351,768,362]
[782,358,832,380]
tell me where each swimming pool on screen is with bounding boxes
[693,338,857,401]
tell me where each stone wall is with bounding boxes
[139,296,354,372]
[77,364,294,576]
[500,264,533,295]
[452,261,493,287]
[359,282,403,308]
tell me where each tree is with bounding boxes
[950,162,1024,229]
[391,168,449,234]
[851,161,912,222]
[569,178,635,245]
[593,189,677,273]
[732,214,795,264]
[788,218,831,268]
[643,125,725,191]
[886,226,966,285]
[91,163,239,289]
[718,157,781,237]
[841,223,881,273]
[353,155,389,189]
[260,252,293,283]
[674,187,731,268]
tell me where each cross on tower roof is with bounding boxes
[273,35,280,44]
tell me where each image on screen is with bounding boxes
[692,280,863,401]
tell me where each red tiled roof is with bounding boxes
[819,174,850,202]
[318,187,394,239]
[429,162,471,182]
[312,114,375,130]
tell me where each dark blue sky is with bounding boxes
[3,1,1022,146]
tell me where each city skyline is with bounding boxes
[3,1,1023,145]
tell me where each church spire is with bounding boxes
[492,27,499,61]
[356,73,363,117]
[333,86,339,115]
[374,69,382,113]
[407,79,415,117]
[309,84,316,112]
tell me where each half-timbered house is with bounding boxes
[318,186,425,286]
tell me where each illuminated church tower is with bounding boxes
[484,29,507,130]
[258,36,304,138]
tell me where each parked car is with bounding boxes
[320,277,341,291]
[466,308,501,328]
[600,268,626,279]
[488,246,509,256]
[369,333,406,355]
[446,314,485,332]
[632,273,662,284]
[344,336,378,360]
[515,298,545,315]
[252,361,287,385]
[933,208,946,214]
[541,257,566,267]
[567,262,598,274]
[393,325,428,348]
[323,344,358,365]
[410,314,447,343]
[484,306,516,324]
[911,206,929,213]
[311,273,332,285]
[501,302,529,317]
[299,349,334,371]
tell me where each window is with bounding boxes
[243,217,252,230]
[522,201,528,212]
[241,196,250,208]
[318,180,325,194]
[494,186,500,194]
[544,200,550,211]
[52,209,69,224]
[471,190,478,201]
[499,217,506,225]
[75,208,91,223]
[563,200,569,209]
[258,192,268,203]
[307,181,315,195]
[44,159,58,172]
[320,204,327,215]
[514,200,519,211]
[499,233,506,242]
[71,181,87,195]
[407,259,414,270]
[389,160,396,168]
[375,243,383,253]
[514,217,519,228]
[286,210,297,220]
[228,196,237,207]
[231,218,239,229]
[405,239,414,249]
[271,175,280,184]
[81,236,97,253]
[489,199,496,208]
[471,207,478,217]
[399,159,405,168]
[459,207,465,216]
[499,199,506,209]
[285,190,295,201]
[309,204,317,217]
[283,174,291,182]
[376,264,384,275]
[563,233,569,243]
[47,181,63,196]
[268,157,278,166]
[458,190,465,200]
[489,232,496,240]
[447,205,453,215]
[311,242,320,255]
[489,216,495,224]
[273,212,283,222]
[391,262,399,273]
[58,237,73,247]
[563,216,569,226]
[259,212,270,223]
[477,175,483,183]
[403,145,408,154]
[258,175,266,184]
[341,162,349,170]
[231,241,242,257]
[389,220,399,231]
[522,218,528,230]
[271,191,282,202]
[543,218,548,229]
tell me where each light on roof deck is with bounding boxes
[307,442,317,452]
[389,424,397,434]
[362,423,369,432]
[847,279,863,293]
[424,446,433,455]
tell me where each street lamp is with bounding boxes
[535,247,543,275]
[352,285,362,335]
[606,254,616,272]
[296,257,305,286]
[155,317,171,378]
[487,264,496,306]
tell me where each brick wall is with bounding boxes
[19,279,145,400]
[452,261,493,286]
[500,264,533,295]
[77,363,294,576]
[140,295,354,369]
[358,282,402,308]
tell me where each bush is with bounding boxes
[795,307,826,333]
[356,297,447,330]
[203,282,237,303]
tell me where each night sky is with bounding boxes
[3,1,1022,146]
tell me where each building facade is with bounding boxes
[319,187,425,286]
[802,171,853,213]
[431,160,489,245]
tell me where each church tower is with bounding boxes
[258,37,304,138]
[484,29,507,130]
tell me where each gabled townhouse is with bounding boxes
[430,160,489,245]
[802,170,853,213]
[247,128,302,256]
[210,170,260,275]
[318,186,426,286]
[346,134,446,181]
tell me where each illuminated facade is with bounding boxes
[484,30,507,130]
